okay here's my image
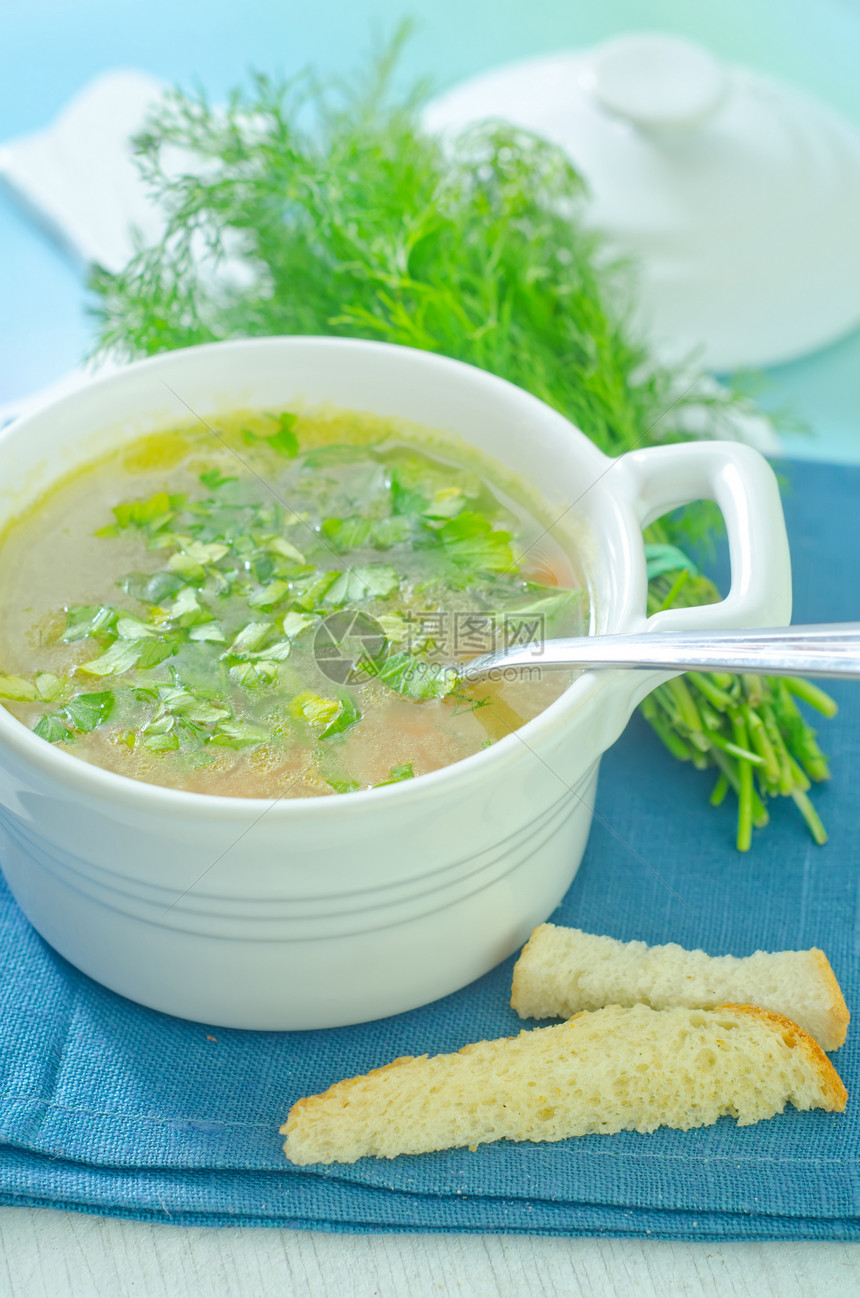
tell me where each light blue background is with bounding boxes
[2,0,859,459]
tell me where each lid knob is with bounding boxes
[581,32,728,132]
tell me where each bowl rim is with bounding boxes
[0,335,641,820]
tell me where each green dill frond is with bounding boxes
[89,43,714,461]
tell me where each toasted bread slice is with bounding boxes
[280,1003,847,1165]
[510,925,849,1051]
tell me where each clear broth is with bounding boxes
[0,406,587,797]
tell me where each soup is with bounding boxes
[0,407,587,798]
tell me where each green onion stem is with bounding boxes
[761,703,797,795]
[709,747,769,830]
[784,675,839,718]
[790,788,828,845]
[707,731,765,766]
[657,569,692,612]
[786,753,812,794]
[695,699,724,732]
[709,772,730,807]
[666,676,704,733]
[731,714,755,851]
[639,697,698,762]
[743,703,781,787]
[741,673,764,707]
[688,673,734,712]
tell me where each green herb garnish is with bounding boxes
[34,690,115,743]
[359,651,458,701]
[33,714,72,743]
[375,763,415,787]
[0,674,39,702]
[433,513,515,574]
[319,695,362,739]
[63,691,116,732]
[322,566,400,605]
[243,412,299,458]
[290,692,342,728]
[80,640,145,677]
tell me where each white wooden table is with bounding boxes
[2,1208,857,1296]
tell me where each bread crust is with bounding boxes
[281,1053,425,1136]
[509,922,547,1013]
[810,948,850,1049]
[716,1004,847,1110]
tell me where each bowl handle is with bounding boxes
[616,440,792,634]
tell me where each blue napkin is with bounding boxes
[1,458,858,1239]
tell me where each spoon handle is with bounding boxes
[456,623,860,682]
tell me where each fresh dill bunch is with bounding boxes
[91,49,705,456]
[88,37,834,847]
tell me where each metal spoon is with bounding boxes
[455,623,860,684]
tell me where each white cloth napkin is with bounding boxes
[0,68,167,273]
[0,70,169,425]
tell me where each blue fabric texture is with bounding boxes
[0,458,858,1238]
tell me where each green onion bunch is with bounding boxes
[642,565,835,848]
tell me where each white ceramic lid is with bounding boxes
[425,32,860,372]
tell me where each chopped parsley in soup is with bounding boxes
[0,408,587,797]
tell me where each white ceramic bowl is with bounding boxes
[0,338,792,1028]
